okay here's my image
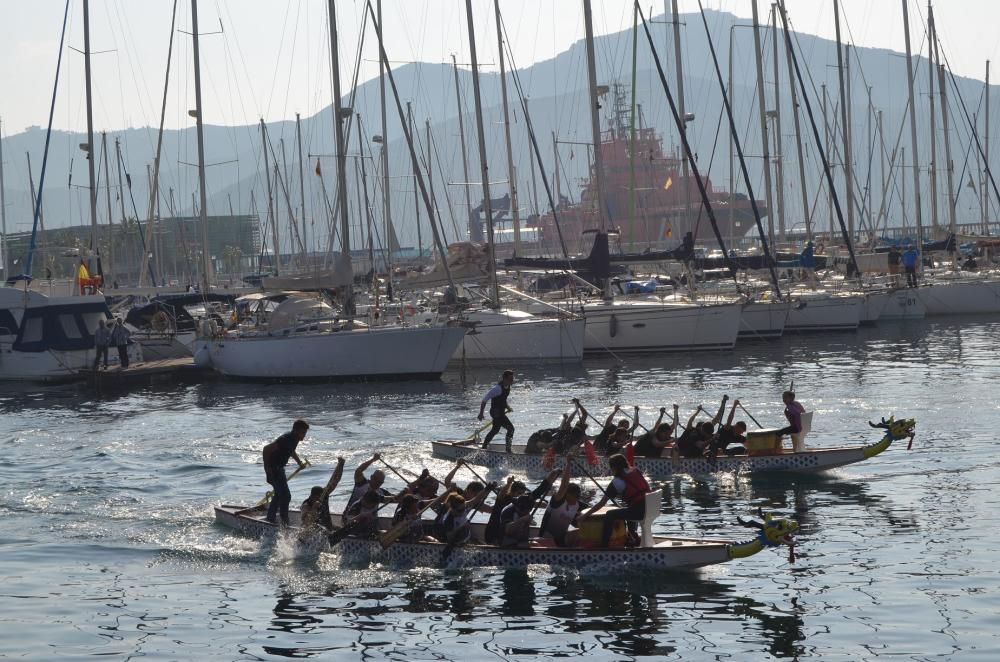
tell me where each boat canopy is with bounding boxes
[13,301,109,352]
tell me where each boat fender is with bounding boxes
[609,313,618,338]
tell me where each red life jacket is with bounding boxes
[620,468,650,506]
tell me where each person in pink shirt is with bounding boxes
[776,391,805,439]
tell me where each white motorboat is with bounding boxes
[0,288,110,382]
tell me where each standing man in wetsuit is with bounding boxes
[478,369,516,452]
[262,419,309,526]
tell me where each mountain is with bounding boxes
[1,8,990,256]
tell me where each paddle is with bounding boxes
[455,461,502,497]
[380,493,448,549]
[454,421,493,446]
[256,456,311,508]
[572,458,623,509]
[737,402,765,429]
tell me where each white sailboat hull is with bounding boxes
[200,324,467,380]
[132,330,197,360]
[579,301,741,353]
[918,280,1000,315]
[454,316,585,362]
[785,294,863,332]
[738,299,790,340]
[878,289,926,320]
[860,291,889,325]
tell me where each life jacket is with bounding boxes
[620,468,651,507]
[489,382,510,418]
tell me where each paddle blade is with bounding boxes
[584,439,599,466]
[542,447,556,470]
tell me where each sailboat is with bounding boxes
[435,0,585,364]
[1,0,112,382]
[193,0,465,380]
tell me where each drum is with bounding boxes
[574,512,628,549]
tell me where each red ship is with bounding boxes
[531,84,766,256]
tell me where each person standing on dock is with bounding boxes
[902,245,920,287]
[479,370,516,452]
[111,318,131,369]
[93,319,111,370]
[262,419,309,526]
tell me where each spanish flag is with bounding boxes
[664,176,673,191]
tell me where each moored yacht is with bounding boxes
[0,287,110,382]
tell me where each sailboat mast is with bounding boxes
[406,102,422,258]
[377,0,392,272]
[191,0,212,291]
[582,0,608,234]
[82,0,100,268]
[901,0,925,245]
[101,133,115,283]
[260,120,278,274]
[985,60,991,229]
[833,0,855,246]
[452,54,476,243]
[751,0,776,247]
[926,3,939,234]
[669,0,690,228]
[295,112,308,257]
[935,39,958,247]
[770,5,786,243]
[140,0,177,288]
[0,119,8,277]
[782,4,812,242]
[493,0,521,255]
[327,0,353,313]
[464,0,500,306]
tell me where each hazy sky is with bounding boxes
[1,0,999,137]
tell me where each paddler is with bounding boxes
[262,419,309,526]
[478,369,516,452]
[579,454,652,548]
[538,455,589,547]
[300,457,346,535]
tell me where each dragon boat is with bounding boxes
[431,416,916,479]
[214,492,798,571]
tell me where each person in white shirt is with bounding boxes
[478,370,516,452]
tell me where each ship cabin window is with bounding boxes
[59,314,84,340]
[20,317,43,344]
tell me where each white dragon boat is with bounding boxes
[214,493,798,571]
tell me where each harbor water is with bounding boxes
[2,316,999,660]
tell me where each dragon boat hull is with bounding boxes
[213,505,786,571]
[431,435,899,479]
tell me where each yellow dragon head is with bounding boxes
[869,416,916,441]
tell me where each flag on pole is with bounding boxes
[315,159,322,177]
